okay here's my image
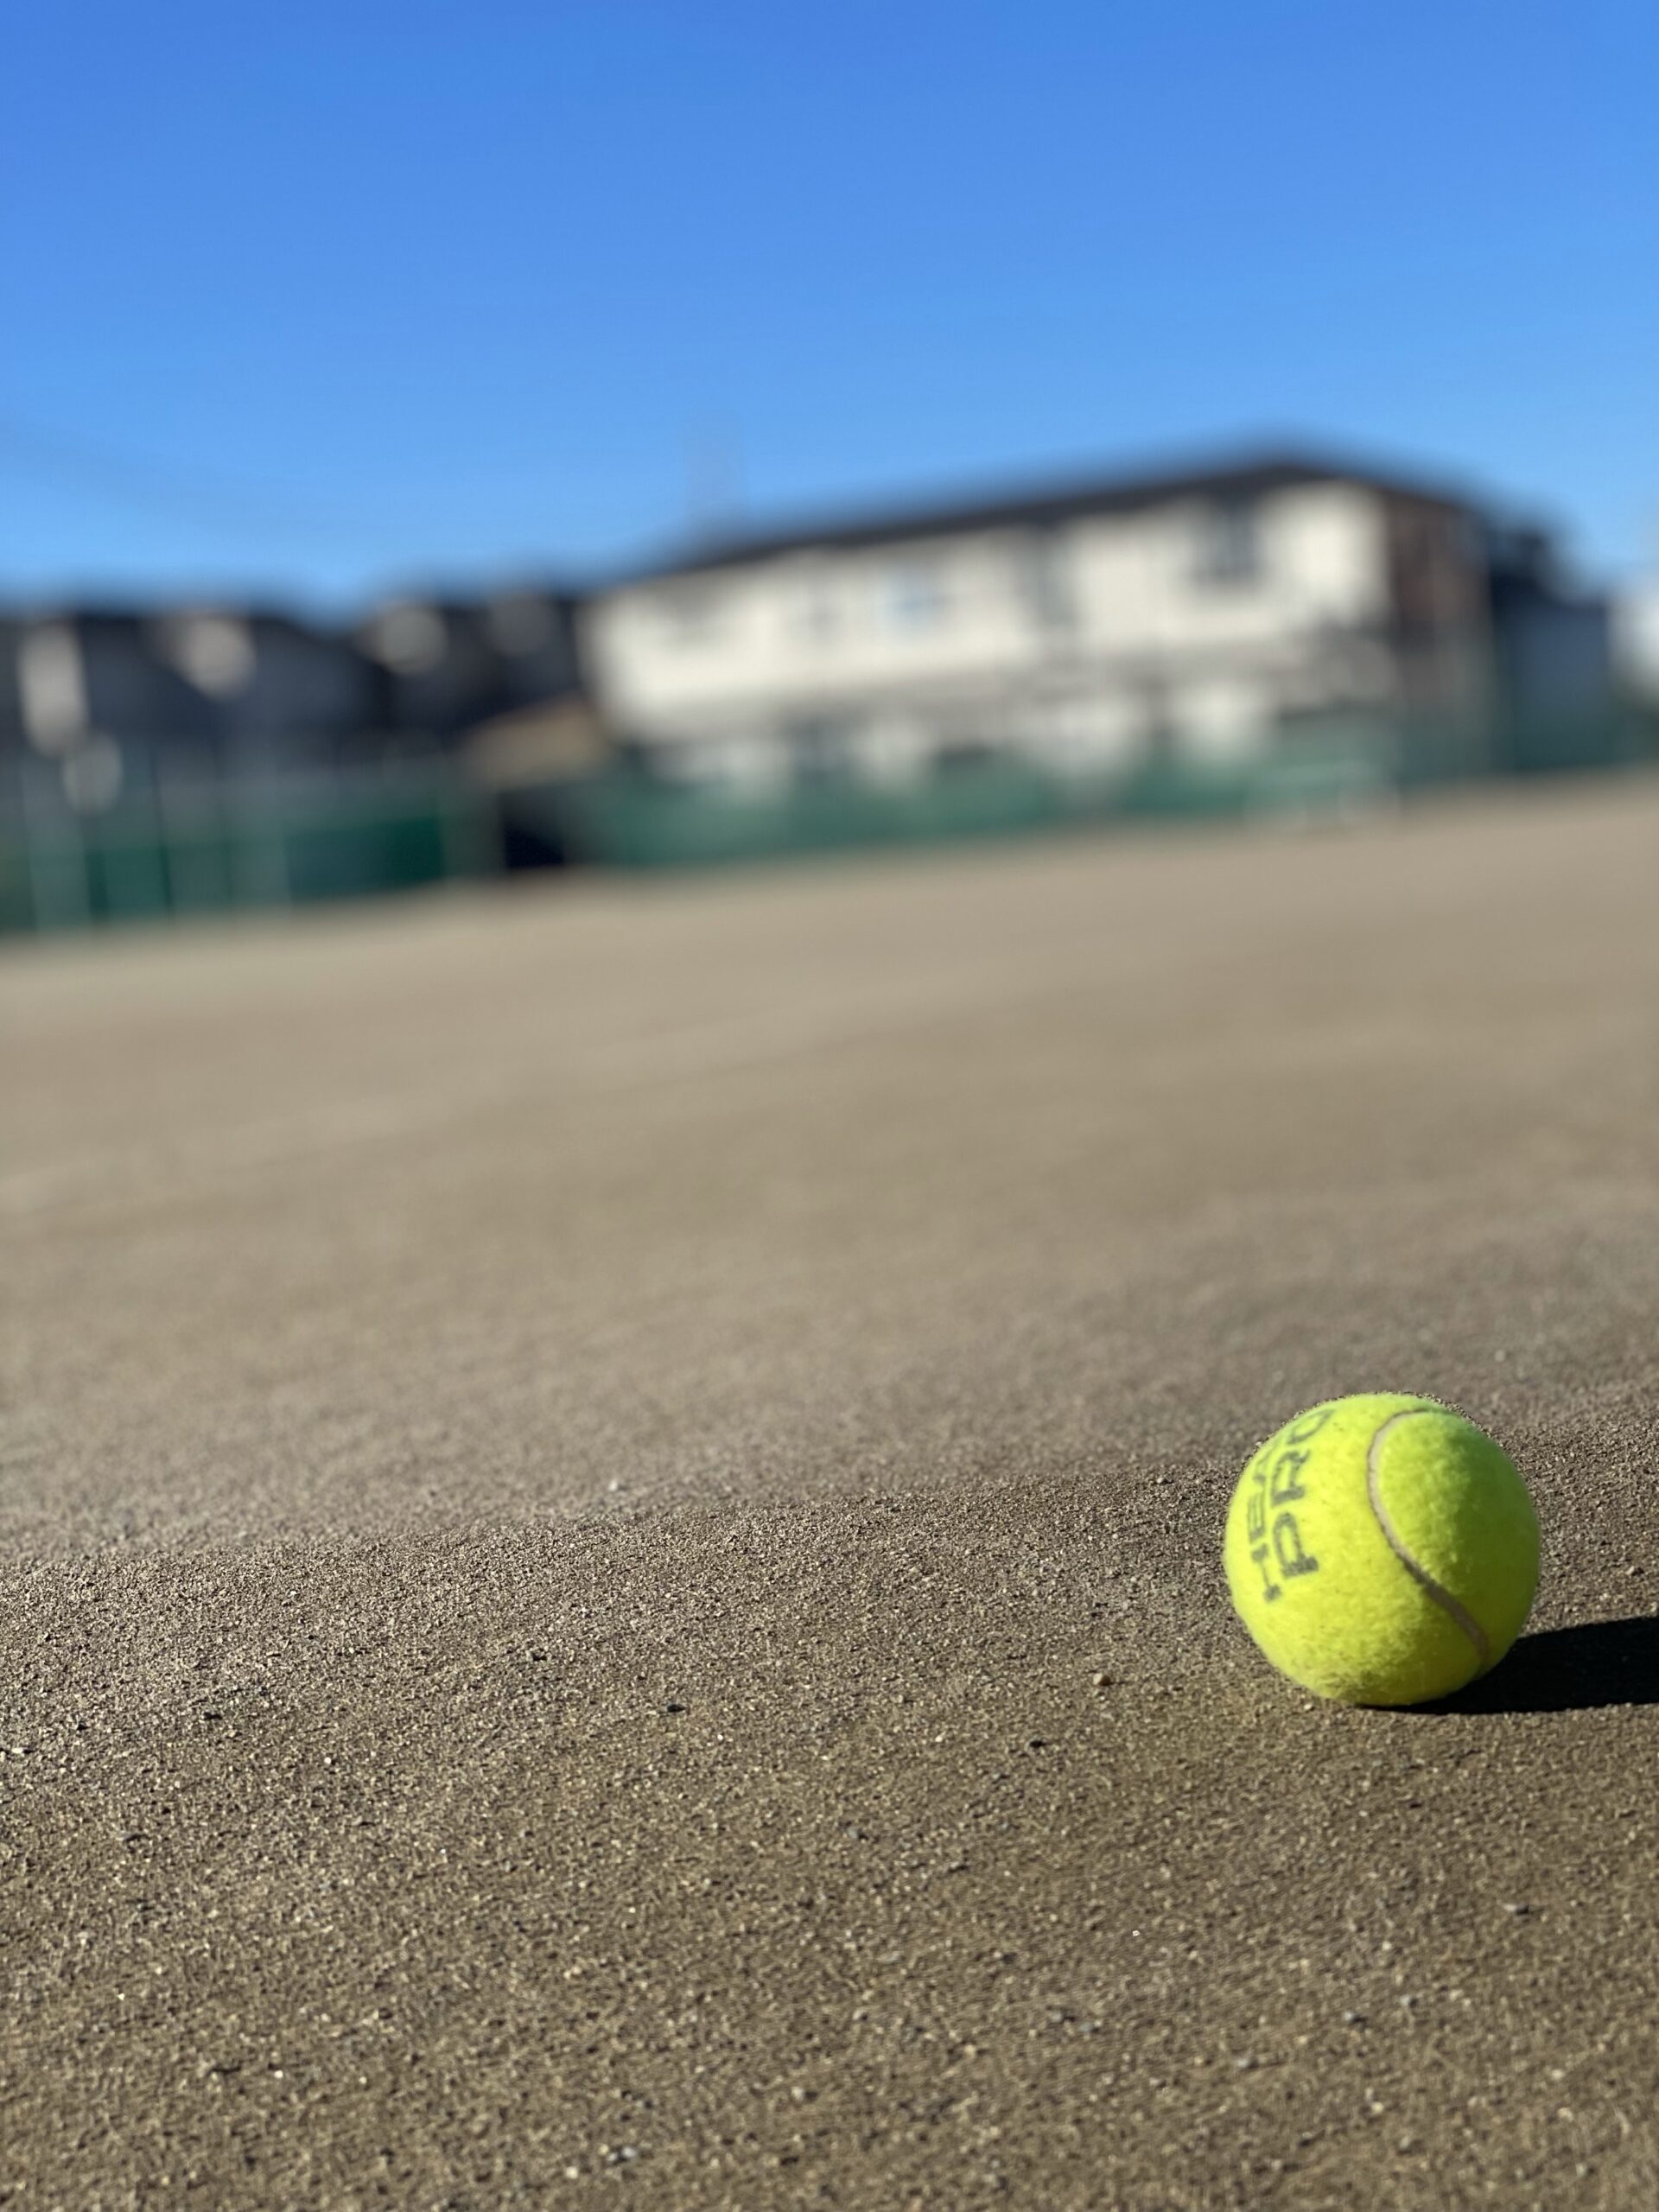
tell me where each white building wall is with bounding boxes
[583,480,1396,779]
[1613,576,1659,703]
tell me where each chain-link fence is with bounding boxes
[0,754,501,935]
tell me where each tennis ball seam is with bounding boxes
[1363,1408,1492,1674]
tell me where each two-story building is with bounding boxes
[0,591,585,811]
[0,607,385,794]
[582,448,1551,790]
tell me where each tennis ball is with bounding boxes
[1224,1394,1539,1706]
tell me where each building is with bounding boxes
[354,588,582,746]
[1613,575,1659,709]
[0,606,384,810]
[582,448,1596,791]
[1485,527,1625,772]
[0,589,590,816]
[149,608,381,766]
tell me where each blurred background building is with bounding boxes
[3,4,1654,933]
[0,444,1649,930]
[0,583,592,926]
[2,6,1651,933]
[584,447,1618,792]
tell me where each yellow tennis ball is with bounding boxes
[1224,1394,1539,1706]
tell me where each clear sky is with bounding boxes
[3,1,1655,608]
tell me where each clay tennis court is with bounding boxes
[4,778,1658,2208]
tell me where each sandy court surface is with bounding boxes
[3,779,1659,2208]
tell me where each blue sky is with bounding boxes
[3,1,1655,607]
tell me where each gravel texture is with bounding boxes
[3,777,1658,2209]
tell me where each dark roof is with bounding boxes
[0,601,353,639]
[620,444,1488,584]
[352,584,582,626]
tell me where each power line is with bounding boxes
[0,409,383,549]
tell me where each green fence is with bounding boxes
[523,737,1395,873]
[7,712,1649,931]
[512,709,1653,874]
[0,775,500,936]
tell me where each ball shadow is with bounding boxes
[1432,1614,1659,1714]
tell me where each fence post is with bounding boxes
[18,759,92,931]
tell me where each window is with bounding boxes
[795,570,841,643]
[16,623,90,753]
[1014,531,1075,630]
[1192,498,1261,587]
[660,583,722,646]
[886,564,948,630]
